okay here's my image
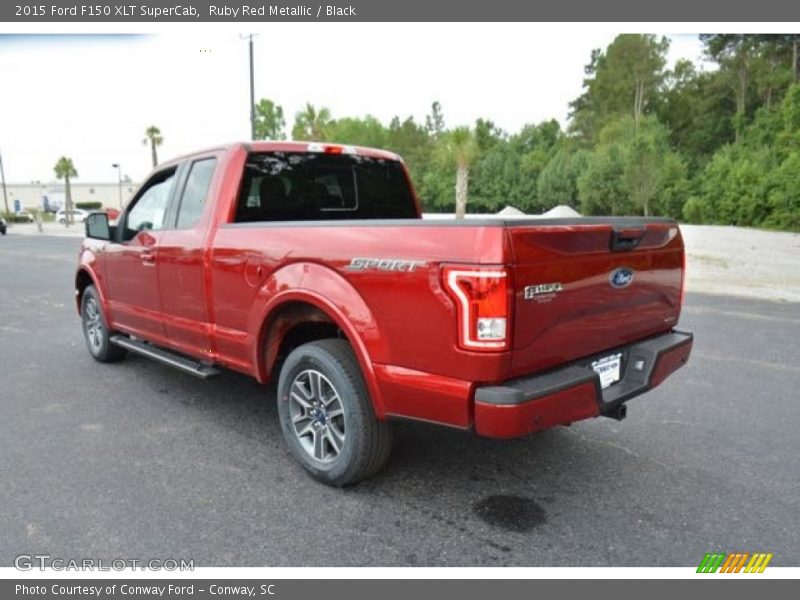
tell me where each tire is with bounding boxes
[59,218,66,225]
[277,339,392,487]
[81,285,127,363]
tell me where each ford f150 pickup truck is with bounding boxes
[76,141,693,486]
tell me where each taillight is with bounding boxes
[680,248,686,310]
[442,265,511,351]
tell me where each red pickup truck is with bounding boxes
[76,141,692,486]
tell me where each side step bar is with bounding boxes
[110,335,221,379]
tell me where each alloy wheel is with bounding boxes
[288,369,346,463]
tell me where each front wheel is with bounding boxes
[277,339,392,486]
[81,285,127,363]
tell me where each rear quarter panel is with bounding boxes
[208,223,514,386]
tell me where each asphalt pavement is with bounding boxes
[1,234,798,567]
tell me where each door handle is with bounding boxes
[141,249,156,266]
[610,227,645,252]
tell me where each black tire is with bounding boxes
[81,285,127,363]
[277,339,392,486]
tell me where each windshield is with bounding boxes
[234,152,418,222]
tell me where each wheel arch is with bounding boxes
[259,300,341,378]
[75,267,102,315]
[249,264,387,417]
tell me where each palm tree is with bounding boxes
[142,126,163,167]
[54,157,77,227]
[443,127,478,219]
[292,103,332,140]
[254,98,286,140]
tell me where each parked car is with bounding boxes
[15,210,35,223]
[56,208,89,224]
[0,216,6,235]
[75,141,693,486]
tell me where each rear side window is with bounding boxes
[177,158,216,229]
[234,152,417,222]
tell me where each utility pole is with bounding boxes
[112,163,123,208]
[249,35,256,140]
[241,34,257,140]
[0,150,9,216]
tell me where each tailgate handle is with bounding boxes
[610,227,645,252]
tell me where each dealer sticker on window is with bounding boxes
[592,353,623,389]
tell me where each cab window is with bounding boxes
[234,152,417,222]
[123,169,176,240]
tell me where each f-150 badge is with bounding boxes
[524,283,563,301]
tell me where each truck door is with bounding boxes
[104,167,178,342]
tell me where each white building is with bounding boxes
[3,181,140,212]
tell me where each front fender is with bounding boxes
[75,242,108,316]
[248,262,388,416]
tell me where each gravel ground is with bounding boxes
[681,225,800,302]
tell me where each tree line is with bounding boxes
[256,34,800,230]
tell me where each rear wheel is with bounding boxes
[81,285,127,363]
[277,339,392,486]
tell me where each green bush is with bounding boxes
[682,196,707,223]
[4,212,36,223]
[76,201,103,210]
[763,211,800,231]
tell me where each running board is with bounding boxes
[110,335,220,379]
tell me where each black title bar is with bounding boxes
[3,0,800,22]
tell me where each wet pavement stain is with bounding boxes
[473,495,547,532]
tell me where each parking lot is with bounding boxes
[1,234,798,567]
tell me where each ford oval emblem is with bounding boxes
[609,267,634,289]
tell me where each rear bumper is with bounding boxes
[474,330,693,438]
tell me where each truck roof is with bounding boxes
[160,141,402,169]
[248,141,402,161]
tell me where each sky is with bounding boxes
[0,27,706,184]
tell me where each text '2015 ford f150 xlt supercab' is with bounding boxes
[76,141,693,486]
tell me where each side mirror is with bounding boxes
[85,212,111,241]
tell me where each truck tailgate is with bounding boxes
[507,219,684,377]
